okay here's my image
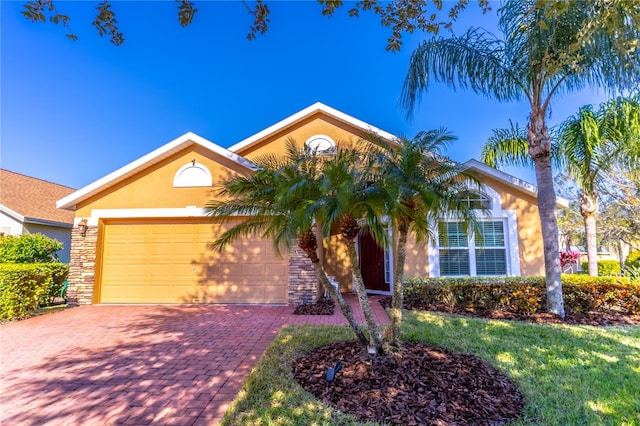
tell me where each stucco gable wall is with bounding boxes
[75,145,248,217]
[481,175,544,276]
[235,114,372,160]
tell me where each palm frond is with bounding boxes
[402,27,524,115]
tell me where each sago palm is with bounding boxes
[204,140,367,345]
[366,129,480,347]
[401,0,640,317]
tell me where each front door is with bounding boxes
[359,232,390,293]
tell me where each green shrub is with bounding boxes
[625,250,640,269]
[0,263,69,320]
[403,275,640,316]
[624,265,640,283]
[0,233,63,263]
[580,260,621,276]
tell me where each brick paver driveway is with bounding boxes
[0,297,389,425]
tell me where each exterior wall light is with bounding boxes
[78,219,88,237]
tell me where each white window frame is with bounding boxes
[304,134,337,155]
[428,185,520,277]
[173,162,213,187]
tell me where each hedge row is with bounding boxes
[404,275,639,316]
[0,263,69,320]
[580,260,621,276]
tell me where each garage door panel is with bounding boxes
[264,263,287,279]
[241,263,264,277]
[100,220,287,304]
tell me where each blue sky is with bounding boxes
[2,1,607,190]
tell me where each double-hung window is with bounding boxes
[439,220,507,276]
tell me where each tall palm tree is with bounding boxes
[401,1,640,318]
[365,129,480,347]
[204,141,368,346]
[481,96,640,276]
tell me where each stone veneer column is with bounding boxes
[67,225,98,305]
[287,244,318,305]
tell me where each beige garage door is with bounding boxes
[99,219,287,304]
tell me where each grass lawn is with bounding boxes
[221,311,640,426]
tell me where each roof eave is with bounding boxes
[57,132,258,210]
[228,102,399,153]
[0,205,25,222]
[23,217,74,228]
[464,159,569,208]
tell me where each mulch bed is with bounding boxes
[293,299,335,315]
[292,341,524,425]
[379,296,640,326]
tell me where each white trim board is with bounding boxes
[57,132,258,210]
[81,207,208,226]
[228,102,398,153]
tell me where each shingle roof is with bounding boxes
[0,169,75,225]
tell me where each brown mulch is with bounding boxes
[293,299,335,315]
[379,296,640,326]
[292,341,524,425]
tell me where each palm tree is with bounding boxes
[401,1,640,318]
[204,141,368,346]
[313,145,388,353]
[481,96,640,276]
[365,129,480,347]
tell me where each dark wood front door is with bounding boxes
[359,232,389,292]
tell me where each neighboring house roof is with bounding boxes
[228,102,398,154]
[57,132,258,210]
[0,169,75,227]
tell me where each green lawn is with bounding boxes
[221,312,640,426]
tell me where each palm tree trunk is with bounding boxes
[528,109,565,318]
[580,192,599,276]
[345,239,384,353]
[313,261,368,345]
[390,229,408,347]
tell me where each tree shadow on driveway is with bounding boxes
[0,304,290,425]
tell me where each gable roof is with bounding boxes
[228,102,398,154]
[463,159,569,208]
[56,104,563,212]
[1,169,75,226]
[57,132,258,210]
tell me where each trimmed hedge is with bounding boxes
[580,260,621,276]
[0,263,69,320]
[0,233,63,263]
[404,275,639,316]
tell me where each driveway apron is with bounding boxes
[0,296,389,425]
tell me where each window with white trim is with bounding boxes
[438,220,507,276]
[173,161,213,187]
[305,135,336,155]
[460,190,492,209]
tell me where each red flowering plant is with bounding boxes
[560,250,581,270]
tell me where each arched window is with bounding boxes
[173,161,213,187]
[305,135,336,155]
[459,190,492,210]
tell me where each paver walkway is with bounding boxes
[0,295,389,425]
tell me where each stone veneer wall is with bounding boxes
[287,244,318,305]
[67,225,98,305]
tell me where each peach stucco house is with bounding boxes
[57,103,558,306]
